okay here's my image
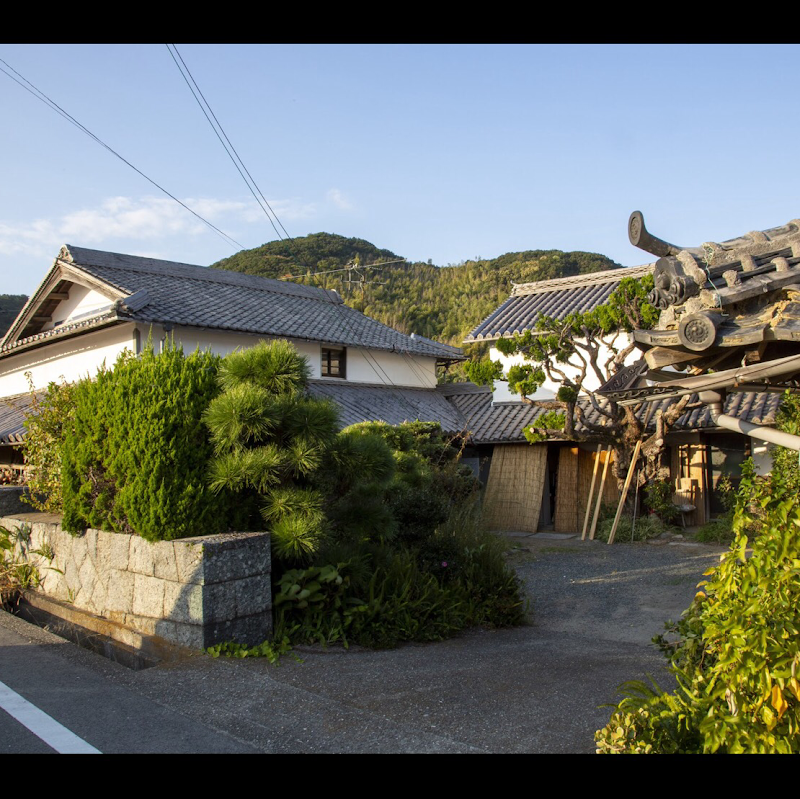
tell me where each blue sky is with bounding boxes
[2,44,799,297]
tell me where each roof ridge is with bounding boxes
[63,244,343,305]
[511,263,655,296]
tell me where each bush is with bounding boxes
[596,458,800,753]
[61,344,246,541]
[592,504,669,543]
[20,377,77,512]
[271,497,527,650]
[643,480,680,524]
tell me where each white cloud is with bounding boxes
[326,188,353,211]
[0,191,337,276]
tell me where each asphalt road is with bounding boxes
[0,534,726,754]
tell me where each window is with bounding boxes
[321,346,346,378]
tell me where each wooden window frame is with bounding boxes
[321,346,346,379]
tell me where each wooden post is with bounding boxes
[588,447,612,541]
[581,444,602,540]
[608,439,642,545]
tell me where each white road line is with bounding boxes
[0,680,101,754]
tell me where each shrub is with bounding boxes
[20,376,77,512]
[643,480,680,524]
[272,497,527,650]
[62,344,245,541]
[596,458,800,753]
[593,504,668,543]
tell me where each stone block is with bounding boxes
[163,581,205,625]
[129,535,154,576]
[152,543,179,582]
[173,540,205,585]
[127,613,159,636]
[106,570,135,614]
[200,532,271,584]
[132,573,165,618]
[69,533,88,572]
[102,531,132,571]
[202,582,237,624]
[175,622,204,650]
[234,575,272,617]
[83,528,99,564]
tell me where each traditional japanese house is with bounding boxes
[459,225,789,534]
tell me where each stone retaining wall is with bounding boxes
[1,514,272,650]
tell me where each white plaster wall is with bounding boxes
[488,335,638,403]
[0,325,138,395]
[752,442,773,477]
[168,329,436,386]
[167,326,322,377]
[0,322,439,398]
[344,347,437,388]
[43,286,115,331]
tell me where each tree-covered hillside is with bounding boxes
[212,233,621,347]
[0,295,28,337]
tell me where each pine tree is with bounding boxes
[203,340,341,563]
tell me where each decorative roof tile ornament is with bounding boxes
[602,212,800,419]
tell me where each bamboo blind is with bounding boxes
[483,443,547,533]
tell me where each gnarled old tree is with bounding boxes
[492,275,699,487]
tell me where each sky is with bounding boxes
[2,43,800,297]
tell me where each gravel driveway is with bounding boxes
[3,533,728,753]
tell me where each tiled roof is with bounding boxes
[439,382,783,444]
[0,392,39,444]
[440,383,556,443]
[307,380,465,432]
[3,246,462,361]
[465,264,655,342]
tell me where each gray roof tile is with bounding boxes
[307,380,465,432]
[8,246,462,361]
[0,392,39,444]
[440,382,784,444]
[465,264,655,342]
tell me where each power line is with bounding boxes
[166,44,291,244]
[162,47,431,406]
[0,56,244,251]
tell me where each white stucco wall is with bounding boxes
[43,286,115,331]
[0,322,439,397]
[344,347,436,388]
[488,334,639,403]
[166,326,321,376]
[0,324,138,396]
[752,442,773,477]
[168,327,436,387]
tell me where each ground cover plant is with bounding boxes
[595,403,800,753]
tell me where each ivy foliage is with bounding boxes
[596,422,800,752]
[61,344,243,542]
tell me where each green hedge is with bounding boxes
[62,345,245,541]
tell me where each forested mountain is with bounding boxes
[0,295,28,337]
[212,233,622,347]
